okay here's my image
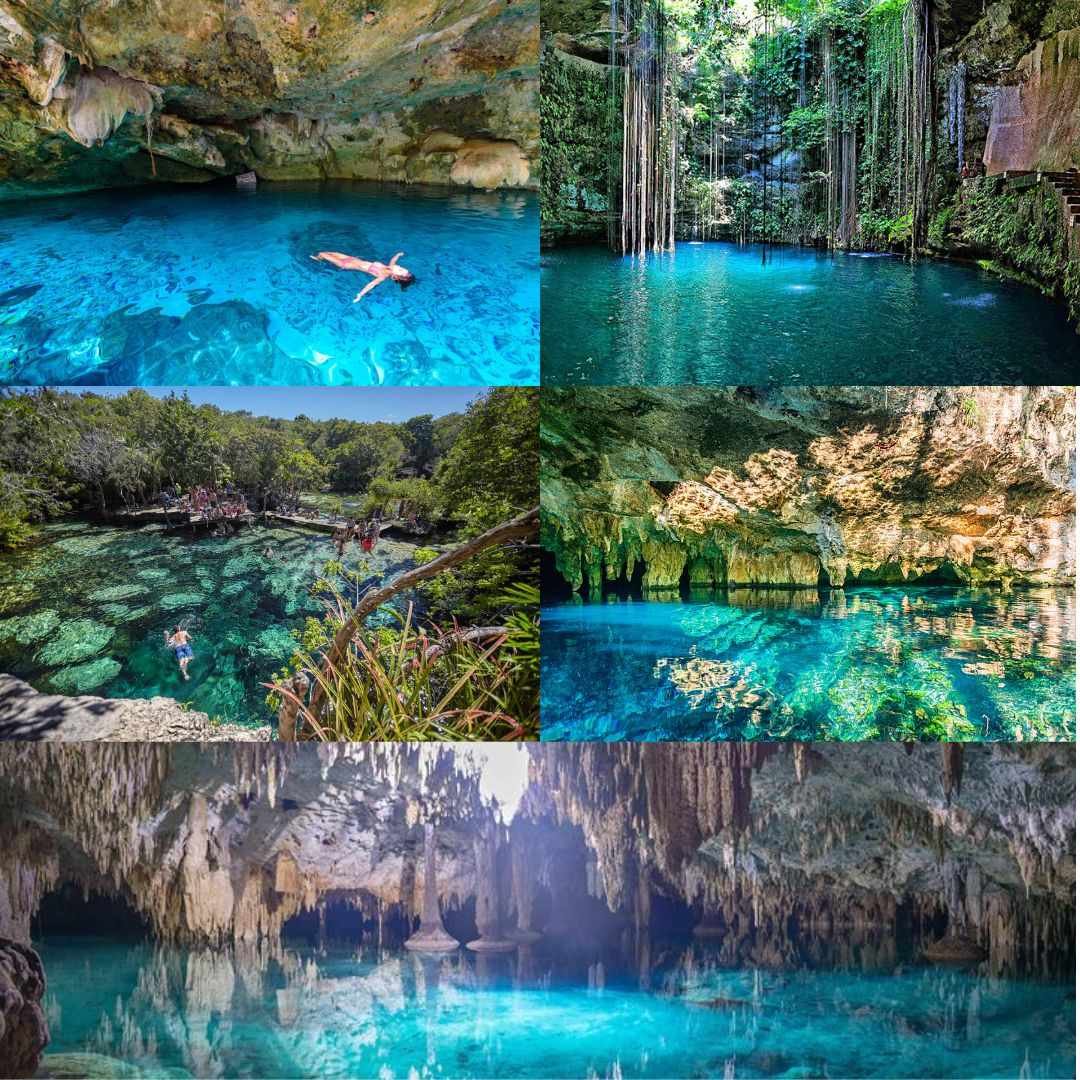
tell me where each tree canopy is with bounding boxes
[0,388,537,550]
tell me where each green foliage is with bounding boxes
[0,389,491,546]
[540,44,613,242]
[962,179,1080,323]
[273,603,538,741]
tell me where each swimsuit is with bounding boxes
[174,644,193,660]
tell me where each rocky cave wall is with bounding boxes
[532,741,1076,977]
[0,743,529,948]
[0,0,538,198]
[0,741,1072,981]
[541,386,1076,593]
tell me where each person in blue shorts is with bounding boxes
[165,626,195,681]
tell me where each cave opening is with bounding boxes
[32,882,150,942]
[283,894,415,946]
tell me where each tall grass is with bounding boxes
[269,591,539,741]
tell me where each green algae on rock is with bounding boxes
[36,618,115,666]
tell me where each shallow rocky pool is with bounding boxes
[0,521,422,726]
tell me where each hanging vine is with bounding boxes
[608,0,679,255]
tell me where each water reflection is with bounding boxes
[37,934,1075,1078]
[541,242,1078,386]
[541,587,1075,741]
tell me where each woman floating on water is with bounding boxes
[165,626,194,681]
[311,251,416,301]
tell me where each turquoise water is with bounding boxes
[0,521,421,725]
[0,182,538,386]
[541,588,1076,741]
[540,243,1078,385]
[35,937,1075,1078]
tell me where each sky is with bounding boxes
[36,386,488,422]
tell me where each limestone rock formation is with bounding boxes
[0,743,1071,981]
[0,0,538,197]
[541,386,1076,592]
[0,673,270,741]
[0,937,48,1078]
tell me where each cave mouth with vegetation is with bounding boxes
[0,386,539,741]
[0,0,539,387]
[540,0,1080,385]
[540,385,1075,741]
[0,742,1073,1078]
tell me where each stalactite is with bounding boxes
[404,823,459,953]
[942,743,964,803]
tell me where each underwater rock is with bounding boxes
[0,937,48,1078]
[0,610,59,646]
[88,583,146,603]
[46,657,122,695]
[33,1052,143,1078]
[158,592,205,611]
[35,618,114,666]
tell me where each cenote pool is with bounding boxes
[0,182,539,386]
[540,243,1079,385]
[35,936,1074,1078]
[541,588,1076,742]
[0,522,423,725]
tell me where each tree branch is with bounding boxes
[290,506,540,735]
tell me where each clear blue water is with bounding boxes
[0,521,422,726]
[0,182,539,386]
[540,243,1079,385]
[541,588,1076,741]
[34,936,1075,1078]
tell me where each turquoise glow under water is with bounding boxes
[540,243,1078,385]
[0,182,538,386]
[540,588,1076,741]
[0,521,421,725]
[35,937,1075,1078]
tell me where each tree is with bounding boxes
[402,414,436,474]
[435,388,539,528]
[328,428,406,491]
[67,430,129,518]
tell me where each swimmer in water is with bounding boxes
[165,626,194,681]
[311,251,416,302]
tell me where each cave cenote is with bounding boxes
[540,588,1076,742]
[0,182,539,387]
[4,743,1073,1080]
[32,935,1075,1079]
[540,243,1080,386]
[0,522,423,726]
